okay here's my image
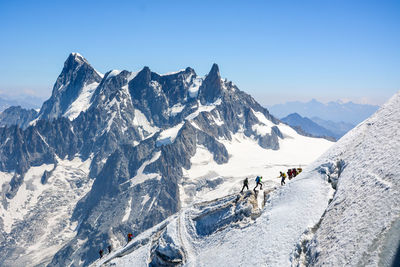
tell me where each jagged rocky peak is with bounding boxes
[199,63,223,104]
[184,66,195,74]
[65,52,89,69]
[57,52,103,90]
[36,53,103,120]
[209,63,220,77]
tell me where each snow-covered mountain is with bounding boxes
[280,113,337,141]
[0,53,333,266]
[268,99,379,125]
[95,91,400,266]
[0,94,43,113]
[0,106,38,129]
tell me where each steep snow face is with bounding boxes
[185,99,222,121]
[157,122,185,146]
[132,109,159,139]
[188,77,202,98]
[64,81,99,120]
[304,90,400,266]
[0,157,93,267]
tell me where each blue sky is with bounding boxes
[0,0,399,105]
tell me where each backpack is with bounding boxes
[255,176,260,183]
[282,173,287,178]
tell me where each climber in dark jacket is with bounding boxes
[99,249,104,259]
[279,171,286,185]
[240,177,249,193]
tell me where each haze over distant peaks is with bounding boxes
[268,98,379,125]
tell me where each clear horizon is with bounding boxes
[1,0,399,106]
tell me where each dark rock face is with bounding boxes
[199,63,223,104]
[0,106,38,129]
[0,54,292,266]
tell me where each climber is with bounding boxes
[279,171,286,185]
[99,249,104,259]
[108,245,112,253]
[240,177,249,193]
[287,169,293,180]
[292,168,298,177]
[127,233,133,242]
[253,176,263,191]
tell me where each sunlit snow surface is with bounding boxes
[304,90,400,266]
[0,157,93,266]
[180,129,332,207]
[96,92,400,267]
[64,82,99,120]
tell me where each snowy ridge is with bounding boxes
[303,90,400,266]
[106,70,122,80]
[160,69,186,76]
[157,123,185,146]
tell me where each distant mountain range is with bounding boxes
[0,95,44,112]
[281,113,337,140]
[281,113,355,140]
[268,99,379,125]
[0,106,38,129]
[310,117,355,139]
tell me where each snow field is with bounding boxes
[0,157,93,266]
[1,164,54,233]
[180,130,333,207]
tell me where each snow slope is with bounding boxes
[0,157,93,266]
[305,90,400,266]
[64,82,99,120]
[93,91,399,266]
[180,125,332,207]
